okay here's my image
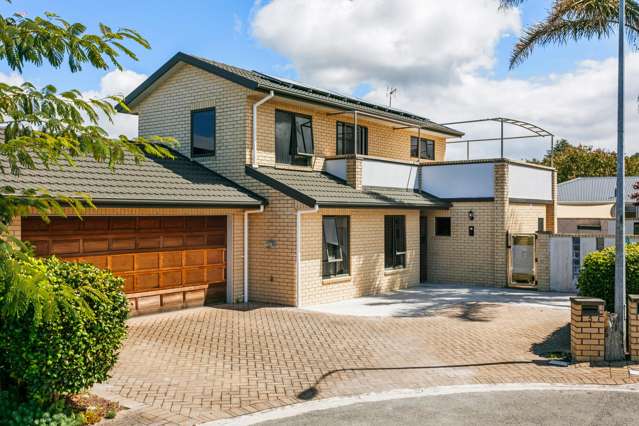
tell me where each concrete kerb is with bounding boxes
[200,383,639,426]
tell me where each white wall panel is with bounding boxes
[421,163,494,198]
[508,164,552,201]
[361,160,418,189]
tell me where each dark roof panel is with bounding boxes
[247,166,447,208]
[123,52,463,138]
[1,150,264,207]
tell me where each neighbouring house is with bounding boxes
[558,176,639,235]
[5,52,558,313]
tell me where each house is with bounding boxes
[558,177,639,234]
[5,52,558,313]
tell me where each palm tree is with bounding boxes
[500,0,633,360]
[500,0,639,68]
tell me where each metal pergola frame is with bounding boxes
[440,117,555,164]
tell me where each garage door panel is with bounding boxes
[160,251,182,268]
[51,239,81,255]
[111,254,135,272]
[84,239,109,253]
[135,272,160,290]
[22,216,227,299]
[206,266,225,283]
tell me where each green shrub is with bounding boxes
[0,390,83,426]
[577,243,639,312]
[0,256,128,404]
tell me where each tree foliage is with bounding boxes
[500,0,639,68]
[0,7,174,249]
[530,139,639,182]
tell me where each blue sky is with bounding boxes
[0,1,631,159]
[0,0,617,92]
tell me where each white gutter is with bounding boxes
[252,90,275,168]
[296,204,319,307]
[243,205,264,303]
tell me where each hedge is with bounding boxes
[0,256,129,405]
[577,243,639,312]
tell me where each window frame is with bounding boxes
[410,136,435,160]
[322,216,350,278]
[336,121,369,155]
[434,217,452,237]
[275,109,314,166]
[190,107,216,158]
[384,215,406,269]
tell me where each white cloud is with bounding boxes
[251,0,637,160]
[0,72,25,86]
[82,69,147,139]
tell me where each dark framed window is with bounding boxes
[384,215,406,269]
[577,224,601,231]
[191,108,216,157]
[336,121,368,155]
[537,217,545,232]
[626,204,637,219]
[410,136,435,160]
[596,237,605,251]
[435,217,451,236]
[322,216,350,278]
[634,222,639,235]
[275,110,314,166]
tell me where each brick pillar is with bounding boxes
[546,169,558,233]
[345,157,362,190]
[493,162,509,287]
[629,295,639,361]
[570,297,605,362]
[8,216,21,240]
[535,232,551,291]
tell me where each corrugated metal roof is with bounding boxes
[1,150,264,207]
[558,176,639,203]
[247,166,448,208]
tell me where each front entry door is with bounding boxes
[510,234,535,285]
[420,216,428,283]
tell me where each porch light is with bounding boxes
[468,210,474,221]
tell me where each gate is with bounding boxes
[510,234,535,286]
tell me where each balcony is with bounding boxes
[324,155,554,203]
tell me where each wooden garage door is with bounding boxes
[22,216,227,302]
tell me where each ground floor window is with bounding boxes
[435,217,451,236]
[322,216,350,277]
[577,224,601,232]
[384,215,406,269]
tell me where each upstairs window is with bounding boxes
[410,136,435,160]
[435,217,451,236]
[336,121,368,155]
[384,215,406,269]
[191,108,216,157]
[322,216,350,278]
[275,110,314,166]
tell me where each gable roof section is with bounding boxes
[1,150,265,208]
[558,176,639,204]
[246,166,448,209]
[122,52,463,138]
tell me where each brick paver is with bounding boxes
[97,301,639,425]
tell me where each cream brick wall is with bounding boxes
[507,203,546,233]
[250,97,448,171]
[8,217,21,239]
[425,202,496,285]
[299,208,420,306]
[135,64,250,179]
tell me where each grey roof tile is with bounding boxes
[1,150,264,207]
[558,176,639,203]
[247,166,447,208]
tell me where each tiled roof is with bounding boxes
[1,150,264,207]
[246,166,448,208]
[558,176,639,203]
[123,52,463,138]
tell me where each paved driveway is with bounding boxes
[96,285,637,425]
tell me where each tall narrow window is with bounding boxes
[322,216,350,277]
[191,108,215,157]
[275,110,314,166]
[384,215,406,269]
[537,218,545,232]
[410,136,435,160]
[336,121,368,155]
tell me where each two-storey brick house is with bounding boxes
[7,52,558,313]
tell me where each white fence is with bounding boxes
[548,235,639,292]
